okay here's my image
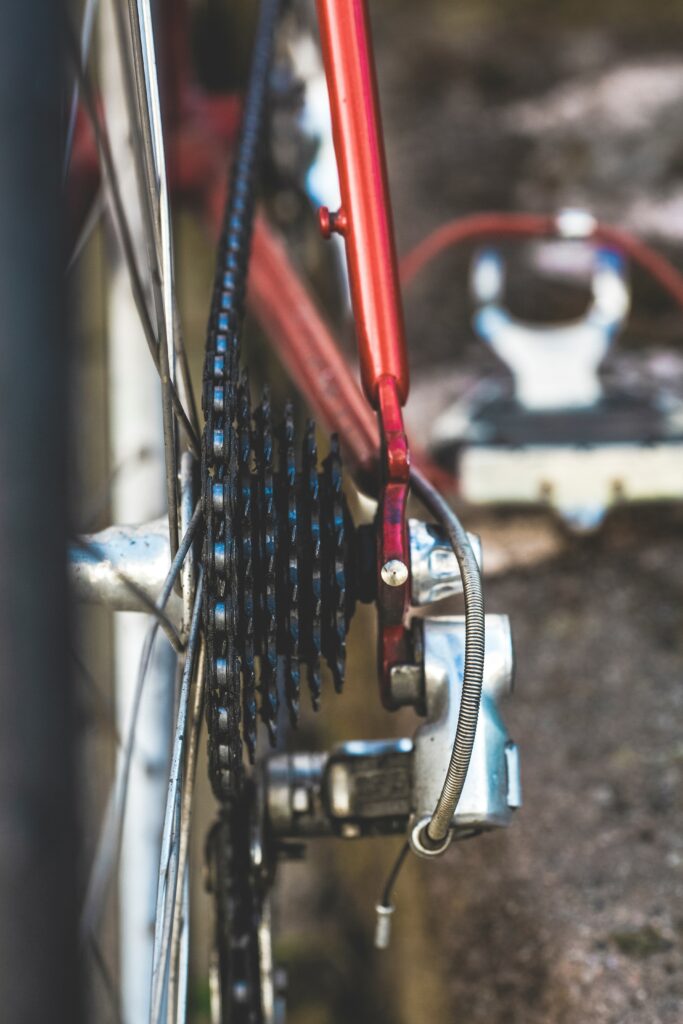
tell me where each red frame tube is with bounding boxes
[316,0,413,701]
[399,211,683,314]
[249,216,379,484]
[315,0,409,407]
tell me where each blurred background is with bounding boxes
[70,2,683,1023]
[283,6,683,1023]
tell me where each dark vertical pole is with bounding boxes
[0,2,80,1022]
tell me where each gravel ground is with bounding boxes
[425,512,683,1024]
[286,515,683,1024]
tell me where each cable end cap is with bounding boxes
[374,903,395,950]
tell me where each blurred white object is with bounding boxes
[461,442,683,533]
[471,246,630,410]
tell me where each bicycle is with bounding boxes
[8,1,683,1022]
[60,0,513,1019]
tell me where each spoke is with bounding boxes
[125,0,199,438]
[152,777,182,1024]
[179,452,196,631]
[107,0,166,346]
[173,298,200,441]
[111,0,184,561]
[168,641,206,1023]
[150,573,205,1024]
[133,0,173,355]
[127,0,199,560]
[65,26,200,458]
[79,506,202,942]
[71,648,121,745]
[63,0,101,181]
[88,934,125,1024]
[67,187,106,274]
[80,622,163,943]
[174,868,190,1024]
[118,0,200,459]
[162,501,203,610]
[76,445,155,533]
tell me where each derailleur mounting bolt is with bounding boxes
[381,559,409,588]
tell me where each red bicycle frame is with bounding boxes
[314,0,413,700]
[69,0,418,703]
[315,0,409,408]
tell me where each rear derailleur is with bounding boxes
[206,511,520,1024]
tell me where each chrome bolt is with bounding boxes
[292,786,311,814]
[381,559,409,587]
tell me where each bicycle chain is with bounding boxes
[206,785,267,1024]
[200,0,362,800]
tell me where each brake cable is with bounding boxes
[410,467,486,847]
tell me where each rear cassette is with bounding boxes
[203,361,362,797]
[299,421,322,708]
[254,392,278,741]
[320,435,353,692]
[196,0,362,798]
[278,403,301,726]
